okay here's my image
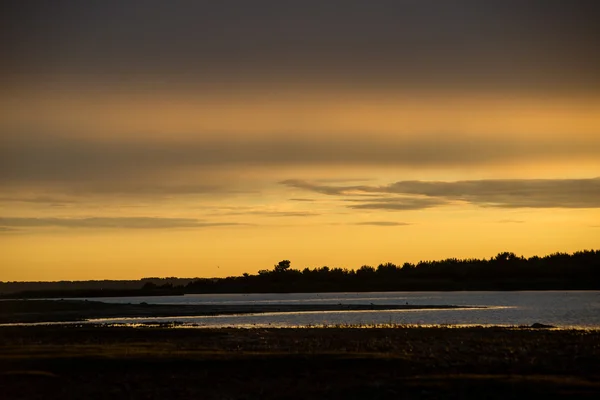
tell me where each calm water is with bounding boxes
[73,291,600,329]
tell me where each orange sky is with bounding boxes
[1,1,599,281]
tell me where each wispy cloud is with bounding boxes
[280,179,376,196]
[347,197,447,211]
[353,221,411,226]
[254,211,318,217]
[0,217,249,230]
[0,196,75,204]
[282,177,600,210]
[385,178,600,208]
[212,210,319,217]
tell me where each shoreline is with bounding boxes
[0,299,476,324]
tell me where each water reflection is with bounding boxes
[6,291,600,329]
[83,303,596,329]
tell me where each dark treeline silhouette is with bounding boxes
[184,251,600,293]
[2,250,599,298]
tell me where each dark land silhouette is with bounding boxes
[1,325,599,399]
[2,250,599,298]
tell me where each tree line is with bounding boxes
[2,250,599,298]
[183,250,600,293]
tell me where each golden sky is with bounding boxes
[1,1,599,281]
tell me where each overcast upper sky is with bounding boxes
[1,1,599,280]
[3,1,600,90]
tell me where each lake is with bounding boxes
[71,291,600,329]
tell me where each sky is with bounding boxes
[1,1,599,281]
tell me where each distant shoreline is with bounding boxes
[2,287,600,301]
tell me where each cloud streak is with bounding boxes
[282,177,600,209]
[347,197,447,211]
[0,196,75,204]
[0,217,249,230]
[211,210,319,218]
[386,178,600,209]
[353,221,411,226]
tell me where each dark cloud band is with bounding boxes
[2,135,598,188]
[282,178,600,209]
[3,1,599,92]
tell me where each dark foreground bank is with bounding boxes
[1,325,598,399]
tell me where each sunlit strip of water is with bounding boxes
[83,306,500,323]
[0,307,494,327]
[2,321,598,331]
[6,305,600,330]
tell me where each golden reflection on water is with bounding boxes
[95,322,596,331]
[1,320,598,331]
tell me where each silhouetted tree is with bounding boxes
[274,260,292,272]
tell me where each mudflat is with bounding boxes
[1,325,598,399]
[0,299,472,324]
